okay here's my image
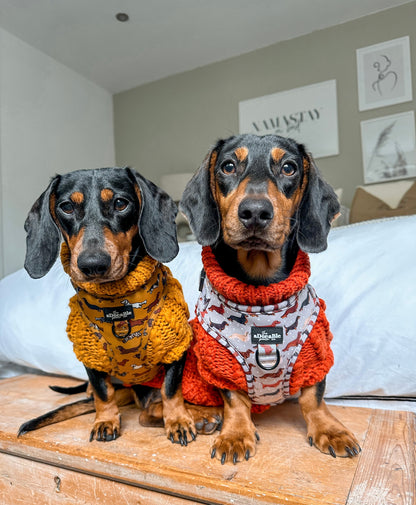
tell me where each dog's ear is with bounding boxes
[296,154,340,253]
[24,176,61,278]
[179,140,223,245]
[127,169,179,263]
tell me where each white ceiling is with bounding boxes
[0,0,412,94]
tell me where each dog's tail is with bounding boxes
[49,381,89,395]
[17,387,134,437]
[17,397,95,436]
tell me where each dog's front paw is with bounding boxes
[308,424,361,458]
[211,425,259,464]
[165,410,197,446]
[90,415,121,442]
[187,405,223,435]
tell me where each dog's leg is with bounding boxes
[86,368,121,442]
[161,355,197,445]
[211,390,259,464]
[299,379,361,458]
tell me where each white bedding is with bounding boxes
[0,215,415,411]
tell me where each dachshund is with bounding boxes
[179,134,361,464]
[20,167,197,445]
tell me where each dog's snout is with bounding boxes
[77,251,111,278]
[238,198,274,230]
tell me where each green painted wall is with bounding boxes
[114,2,416,207]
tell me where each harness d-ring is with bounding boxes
[111,319,132,339]
[255,344,280,370]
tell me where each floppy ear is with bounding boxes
[296,154,340,253]
[179,140,223,245]
[127,168,179,263]
[24,176,61,278]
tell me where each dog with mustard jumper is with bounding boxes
[20,167,195,445]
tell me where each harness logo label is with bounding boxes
[251,326,284,345]
[103,305,134,322]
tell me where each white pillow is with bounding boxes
[310,215,416,397]
[1,216,415,398]
[0,261,86,378]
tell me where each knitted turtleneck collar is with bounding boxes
[60,242,158,297]
[201,246,311,306]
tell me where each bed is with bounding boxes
[0,215,415,504]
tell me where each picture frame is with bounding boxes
[360,110,416,184]
[356,36,412,111]
[238,80,339,159]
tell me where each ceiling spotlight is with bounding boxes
[115,12,129,22]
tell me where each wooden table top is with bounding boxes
[0,374,414,505]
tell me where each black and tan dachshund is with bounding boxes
[179,134,361,463]
[21,167,196,445]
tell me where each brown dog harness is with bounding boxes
[61,243,192,384]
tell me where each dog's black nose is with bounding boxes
[238,198,274,229]
[77,252,111,278]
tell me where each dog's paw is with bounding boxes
[308,425,361,458]
[90,415,121,442]
[187,405,223,435]
[210,426,259,464]
[165,411,197,446]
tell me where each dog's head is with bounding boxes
[180,134,339,278]
[24,167,178,282]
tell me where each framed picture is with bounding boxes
[360,111,416,184]
[356,36,412,111]
[238,80,339,159]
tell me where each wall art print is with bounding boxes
[238,80,339,159]
[360,111,416,184]
[356,36,412,111]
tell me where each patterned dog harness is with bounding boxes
[61,243,192,385]
[196,276,320,405]
[181,247,334,412]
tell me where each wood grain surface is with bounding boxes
[0,375,414,505]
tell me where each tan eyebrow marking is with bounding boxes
[234,146,249,162]
[70,192,84,204]
[101,188,114,202]
[271,147,286,163]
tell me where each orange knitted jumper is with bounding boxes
[182,247,334,413]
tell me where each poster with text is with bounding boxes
[238,80,339,159]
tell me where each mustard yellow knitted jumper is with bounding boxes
[61,243,192,384]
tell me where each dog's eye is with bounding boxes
[281,162,297,176]
[114,198,129,212]
[59,201,74,214]
[221,161,236,175]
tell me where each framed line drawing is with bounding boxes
[356,36,413,111]
[238,80,339,159]
[360,111,416,184]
